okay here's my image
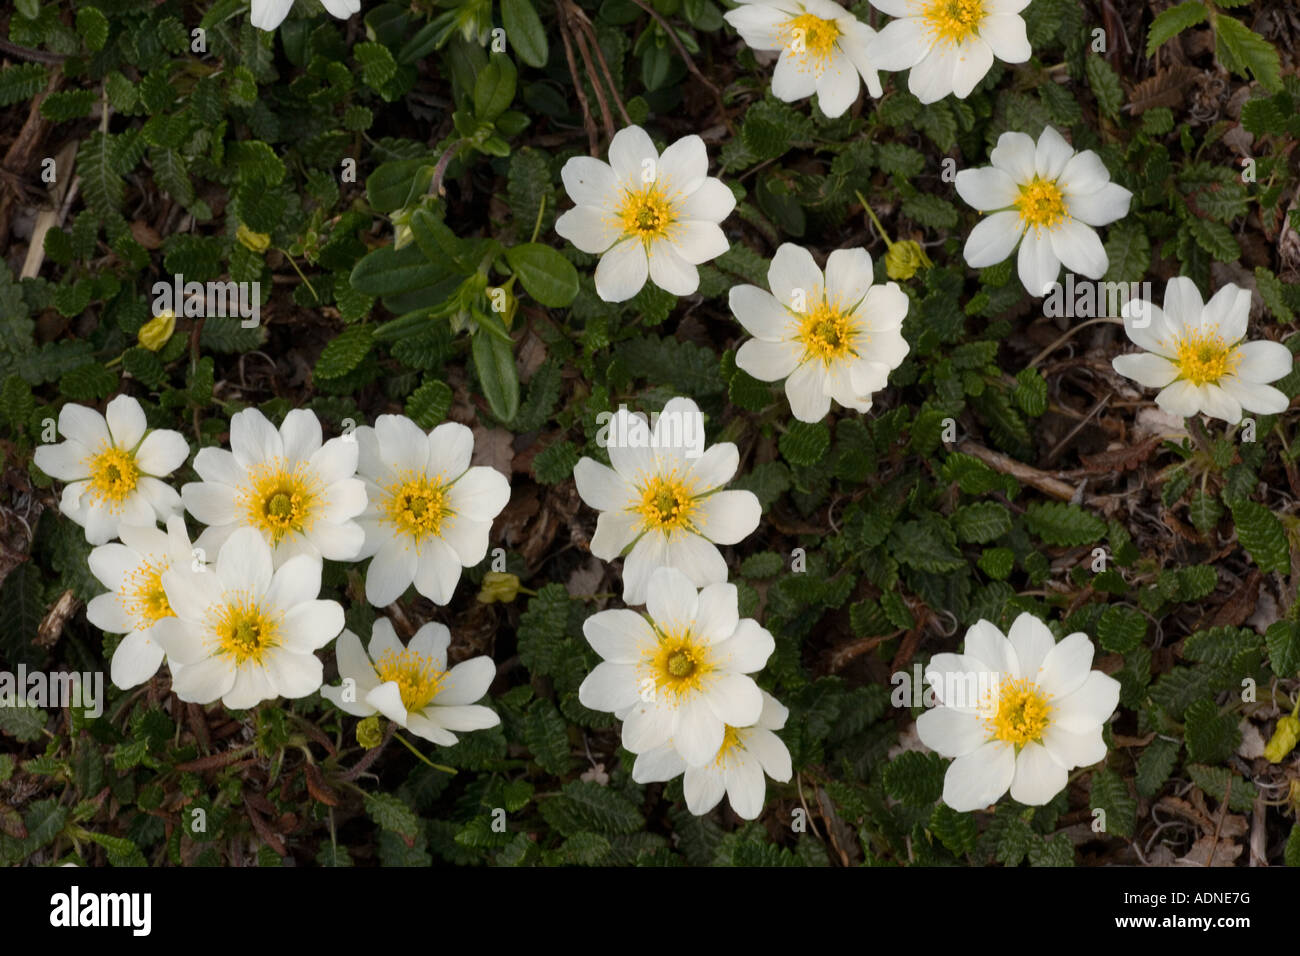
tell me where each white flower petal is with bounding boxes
[560,156,618,209]
[963,211,1025,267]
[943,739,1015,811]
[917,706,989,758]
[1052,671,1120,733]
[595,238,650,303]
[1008,741,1068,805]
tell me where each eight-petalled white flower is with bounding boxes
[867,0,1031,104]
[87,515,196,689]
[632,690,792,819]
[956,126,1132,296]
[181,408,367,567]
[574,397,760,605]
[34,395,189,545]
[555,125,735,302]
[156,527,344,709]
[354,416,511,608]
[1111,278,1293,424]
[723,0,882,118]
[917,613,1120,812]
[322,617,500,746]
[578,566,774,766]
[731,243,910,422]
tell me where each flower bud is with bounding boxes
[1265,714,1300,763]
[137,310,176,352]
[236,224,270,253]
[356,715,383,749]
[885,239,931,280]
[477,571,521,604]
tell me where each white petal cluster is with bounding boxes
[250,0,362,32]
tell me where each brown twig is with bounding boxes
[0,38,68,64]
[570,24,616,141]
[956,439,1079,502]
[556,0,600,156]
[565,0,632,127]
[626,0,733,134]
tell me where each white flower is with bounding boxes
[731,243,910,422]
[632,691,792,819]
[723,0,882,118]
[578,566,774,766]
[34,395,189,545]
[322,618,499,746]
[249,0,361,31]
[573,397,760,605]
[955,126,1132,296]
[181,408,367,567]
[354,416,510,607]
[87,515,196,689]
[555,125,735,303]
[156,527,343,708]
[1112,278,1293,424]
[867,0,1031,104]
[917,612,1120,812]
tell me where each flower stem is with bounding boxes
[854,190,894,250]
[393,731,458,775]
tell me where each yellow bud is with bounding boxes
[885,240,931,281]
[477,571,521,604]
[1265,714,1300,763]
[137,310,176,352]
[236,224,270,253]
[356,715,383,749]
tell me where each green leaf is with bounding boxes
[929,804,977,856]
[79,132,125,221]
[1084,55,1123,121]
[365,792,421,840]
[59,363,118,400]
[540,780,643,836]
[314,326,375,380]
[952,502,1012,544]
[1230,499,1289,574]
[355,41,398,90]
[405,378,452,430]
[889,515,965,573]
[1024,501,1106,547]
[1145,0,1208,56]
[474,54,517,121]
[1187,217,1240,262]
[779,420,830,467]
[472,326,520,421]
[522,698,572,775]
[1183,699,1240,765]
[1186,764,1258,812]
[1097,605,1146,653]
[882,752,945,808]
[533,440,579,485]
[1255,266,1295,323]
[1215,14,1282,92]
[1089,768,1136,838]
[1136,736,1180,798]
[1265,621,1300,677]
[501,0,549,68]
[505,243,579,307]
[0,64,48,108]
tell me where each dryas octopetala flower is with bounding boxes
[155,527,344,708]
[354,416,511,608]
[573,396,760,605]
[866,0,1031,104]
[87,515,196,689]
[1111,278,1293,424]
[723,0,882,119]
[555,125,735,303]
[632,690,793,819]
[249,0,361,31]
[578,566,775,766]
[917,613,1120,812]
[730,243,910,422]
[321,617,499,746]
[34,394,189,545]
[181,408,367,567]
[956,126,1132,296]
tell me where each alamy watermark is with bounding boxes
[152,273,260,328]
[0,665,103,719]
[1042,274,1154,321]
[595,404,705,459]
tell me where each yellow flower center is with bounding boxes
[382,472,451,541]
[240,460,319,544]
[782,13,841,67]
[1015,177,1067,232]
[374,647,446,712]
[796,298,859,364]
[123,558,174,629]
[647,629,713,700]
[212,599,280,666]
[714,725,746,766]
[984,678,1052,747]
[922,0,985,46]
[87,446,140,509]
[1174,328,1238,386]
[618,182,677,245]
[635,472,697,534]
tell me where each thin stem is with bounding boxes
[1026,316,1124,369]
[393,731,458,774]
[854,190,894,250]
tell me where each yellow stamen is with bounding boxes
[87,446,140,510]
[374,647,446,712]
[617,182,677,245]
[122,557,173,629]
[1174,328,1237,386]
[240,459,320,544]
[984,677,1052,747]
[922,0,985,46]
[212,599,280,666]
[647,628,713,700]
[1015,177,1067,232]
[795,298,859,365]
[781,13,841,70]
[382,471,451,541]
[714,725,745,766]
[635,472,697,534]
